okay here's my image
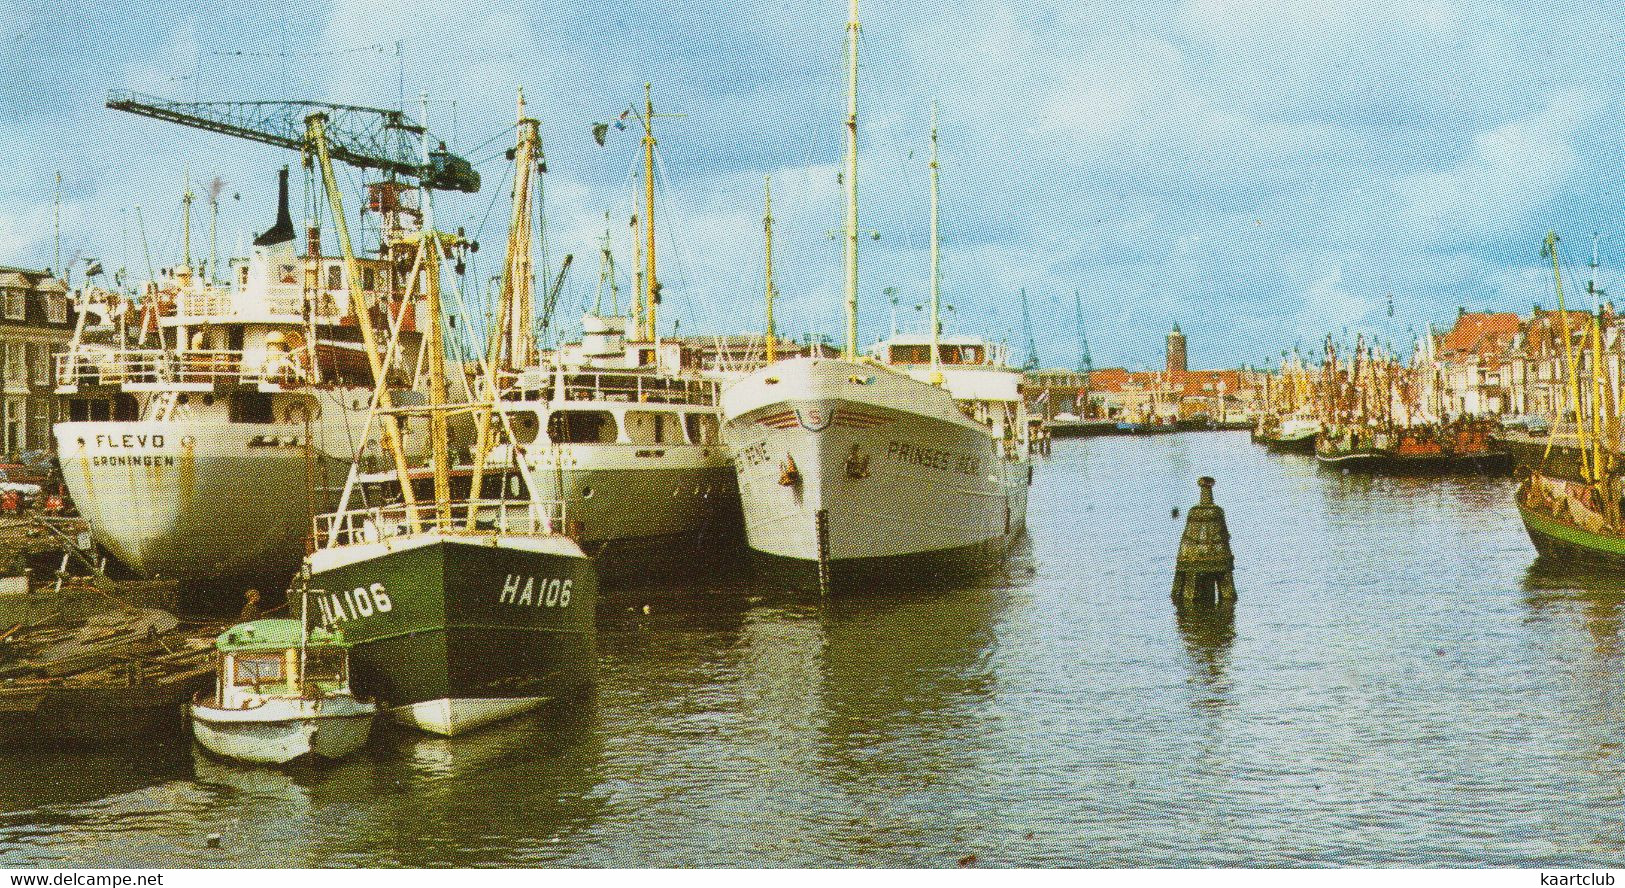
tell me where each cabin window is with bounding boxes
[326,264,342,291]
[362,267,376,292]
[942,345,984,365]
[625,410,680,444]
[547,410,618,444]
[114,394,139,422]
[230,392,275,424]
[888,344,931,364]
[507,410,541,444]
[238,265,249,288]
[684,413,719,445]
[233,655,284,686]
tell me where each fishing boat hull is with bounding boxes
[191,694,376,765]
[1262,431,1318,454]
[721,358,1030,590]
[305,532,596,736]
[0,665,212,747]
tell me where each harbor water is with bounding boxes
[2,431,1624,866]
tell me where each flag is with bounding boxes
[84,260,102,277]
[591,122,609,146]
[616,109,630,130]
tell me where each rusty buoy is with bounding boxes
[1171,476,1235,604]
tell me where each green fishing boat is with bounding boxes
[301,105,596,736]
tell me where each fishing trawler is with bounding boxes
[475,92,736,580]
[1516,231,1625,563]
[722,26,1032,589]
[305,104,596,736]
[53,169,428,585]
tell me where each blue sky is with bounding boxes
[5,0,1625,370]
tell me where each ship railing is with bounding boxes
[173,290,306,319]
[495,369,719,406]
[55,349,306,388]
[314,498,573,548]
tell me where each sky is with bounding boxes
[5,0,1625,371]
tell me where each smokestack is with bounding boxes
[252,166,295,247]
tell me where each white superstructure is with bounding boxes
[53,169,428,583]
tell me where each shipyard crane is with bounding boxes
[1018,287,1039,372]
[105,90,480,193]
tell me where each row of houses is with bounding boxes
[0,267,76,456]
[1417,306,1619,422]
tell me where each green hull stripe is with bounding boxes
[1518,503,1625,555]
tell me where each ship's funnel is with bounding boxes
[253,166,295,247]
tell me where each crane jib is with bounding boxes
[105,90,481,194]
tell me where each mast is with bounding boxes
[842,0,860,360]
[419,96,452,520]
[630,212,643,339]
[53,172,61,281]
[182,169,194,274]
[764,176,777,363]
[1546,231,1592,483]
[641,83,658,343]
[929,102,941,383]
[208,184,219,284]
[502,89,539,370]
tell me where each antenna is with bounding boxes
[764,176,777,363]
[929,101,942,384]
[842,0,860,360]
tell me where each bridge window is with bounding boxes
[684,413,719,445]
[625,410,681,444]
[507,410,541,444]
[547,410,617,444]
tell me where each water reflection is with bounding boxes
[1172,592,1235,694]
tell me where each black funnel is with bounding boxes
[252,166,294,247]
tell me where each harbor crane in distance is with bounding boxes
[104,90,481,193]
[1019,286,1039,372]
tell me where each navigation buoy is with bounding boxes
[1171,476,1235,604]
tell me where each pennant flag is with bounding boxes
[84,260,103,277]
[591,122,609,146]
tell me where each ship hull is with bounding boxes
[305,533,596,736]
[722,358,1030,590]
[521,456,741,580]
[55,420,344,584]
[1517,501,1625,564]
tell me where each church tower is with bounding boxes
[1166,322,1188,377]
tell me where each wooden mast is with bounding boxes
[1546,231,1593,484]
[764,176,776,363]
[307,112,420,528]
[640,83,658,343]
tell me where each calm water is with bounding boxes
[4,431,1625,867]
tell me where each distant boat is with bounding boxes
[190,619,376,765]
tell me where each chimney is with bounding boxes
[252,166,295,247]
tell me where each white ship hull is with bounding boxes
[55,395,413,582]
[722,358,1029,584]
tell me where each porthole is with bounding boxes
[581,486,595,500]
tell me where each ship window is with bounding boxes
[326,264,342,291]
[230,393,275,424]
[507,410,540,444]
[547,410,617,444]
[233,655,284,686]
[625,410,680,444]
[362,267,376,292]
[942,345,984,365]
[888,344,930,364]
[684,413,719,445]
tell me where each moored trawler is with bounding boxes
[51,169,428,586]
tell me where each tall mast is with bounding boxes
[764,176,777,363]
[629,212,643,336]
[929,102,941,383]
[842,0,860,360]
[1546,231,1592,483]
[502,88,539,370]
[182,168,194,273]
[208,186,219,283]
[641,83,658,342]
[420,95,451,519]
[53,172,61,280]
